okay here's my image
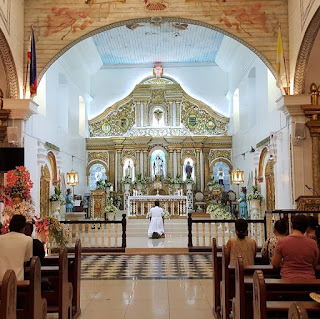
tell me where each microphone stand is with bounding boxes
[305,185,319,196]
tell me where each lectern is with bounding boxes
[295,196,320,211]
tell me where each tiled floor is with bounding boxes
[47,254,215,319]
[49,279,215,319]
[81,254,213,279]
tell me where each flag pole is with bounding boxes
[23,25,33,99]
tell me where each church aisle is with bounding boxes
[47,279,214,319]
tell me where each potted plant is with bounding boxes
[134,173,144,191]
[49,187,65,217]
[207,177,223,194]
[247,186,264,219]
[172,174,183,190]
[122,175,132,193]
[185,176,194,191]
[206,201,232,220]
[105,199,118,221]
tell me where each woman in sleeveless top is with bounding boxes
[227,219,257,266]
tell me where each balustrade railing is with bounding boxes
[52,214,127,252]
[187,213,267,251]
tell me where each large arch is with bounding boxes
[38,17,278,84]
[294,6,320,94]
[0,29,19,98]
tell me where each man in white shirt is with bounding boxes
[0,215,33,281]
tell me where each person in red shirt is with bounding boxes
[271,214,319,279]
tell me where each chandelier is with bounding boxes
[231,168,244,199]
[66,156,79,194]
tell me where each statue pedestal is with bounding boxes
[296,196,320,211]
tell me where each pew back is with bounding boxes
[0,270,17,319]
[288,302,309,319]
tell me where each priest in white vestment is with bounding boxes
[148,201,165,238]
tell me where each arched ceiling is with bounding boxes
[92,21,224,65]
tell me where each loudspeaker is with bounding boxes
[7,127,18,143]
[293,122,306,140]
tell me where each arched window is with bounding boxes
[183,158,195,181]
[79,96,86,137]
[233,88,240,133]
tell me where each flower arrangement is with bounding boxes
[96,179,112,190]
[207,177,223,189]
[2,201,35,223]
[185,176,195,184]
[172,174,183,184]
[247,186,264,201]
[121,175,132,184]
[49,186,65,202]
[206,202,232,220]
[34,216,67,246]
[105,199,118,214]
[4,166,33,202]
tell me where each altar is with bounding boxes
[128,195,188,217]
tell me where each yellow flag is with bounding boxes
[276,26,288,91]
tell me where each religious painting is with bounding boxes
[187,114,197,129]
[183,158,195,181]
[205,120,216,132]
[89,163,107,190]
[151,149,166,181]
[213,161,230,191]
[101,122,111,133]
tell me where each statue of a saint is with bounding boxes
[125,162,133,179]
[217,167,224,185]
[185,161,193,178]
[95,167,103,182]
[153,156,163,176]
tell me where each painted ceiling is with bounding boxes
[92,21,224,65]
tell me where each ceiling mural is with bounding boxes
[92,22,224,64]
[88,76,229,138]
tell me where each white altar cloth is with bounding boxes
[128,195,188,217]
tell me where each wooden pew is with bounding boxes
[219,245,271,319]
[0,270,17,319]
[233,256,320,319]
[253,270,320,319]
[42,239,81,318]
[18,257,47,319]
[289,302,310,319]
[39,247,73,319]
[212,238,221,316]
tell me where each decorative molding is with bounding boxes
[294,6,320,94]
[300,0,315,30]
[3,99,38,120]
[256,137,270,149]
[87,151,109,165]
[208,149,231,163]
[45,142,60,152]
[0,0,10,34]
[0,28,19,98]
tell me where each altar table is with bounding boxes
[128,195,188,217]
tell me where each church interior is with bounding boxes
[1,1,320,319]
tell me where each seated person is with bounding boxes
[148,201,165,238]
[227,219,257,266]
[25,223,45,264]
[271,214,319,279]
[306,216,320,248]
[261,218,287,263]
[0,215,33,280]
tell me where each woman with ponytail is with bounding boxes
[227,219,257,266]
[261,218,287,263]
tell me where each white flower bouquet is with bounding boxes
[247,186,264,201]
[146,210,171,219]
[206,202,232,220]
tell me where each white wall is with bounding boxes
[89,63,229,119]
[24,55,91,214]
[230,56,291,209]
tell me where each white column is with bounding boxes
[140,151,143,174]
[115,151,118,192]
[173,150,177,177]
[172,102,176,126]
[200,150,204,192]
[141,102,144,126]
